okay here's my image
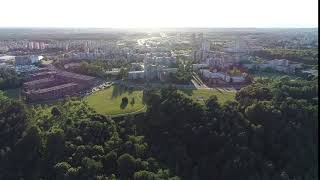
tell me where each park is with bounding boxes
[84,85,145,116]
[85,85,236,116]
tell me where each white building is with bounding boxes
[0,55,15,62]
[192,63,209,71]
[15,55,42,66]
[144,64,159,80]
[128,71,145,80]
[105,68,120,76]
[201,40,210,51]
[257,59,299,73]
[200,69,247,84]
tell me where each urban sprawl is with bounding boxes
[0,29,317,102]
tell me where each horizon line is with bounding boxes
[0,26,318,29]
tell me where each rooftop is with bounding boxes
[57,71,95,81]
[129,71,144,74]
[0,55,15,61]
[23,78,55,85]
[30,83,77,94]
[29,71,57,76]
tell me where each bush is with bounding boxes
[122,97,129,104]
[51,107,61,116]
[130,97,135,106]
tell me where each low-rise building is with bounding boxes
[105,68,120,76]
[144,64,159,81]
[23,78,57,90]
[128,71,145,80]
[64,62,82,69]
[15,55,43,66]
[192,63,209,71]
[0,55,15,62]
[25,71,57,81]
[200,69,248,85]
[243,59,301,73]
[159,68,178,81]
[302,69,318,77]
[25,83,78,102]
[23,69,96,102]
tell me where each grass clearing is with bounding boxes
[41,59,53,65]
[179,88,236,104]
[84,85,145,115]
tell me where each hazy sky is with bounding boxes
[0,0,318,28]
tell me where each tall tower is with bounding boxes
[191,33,198,62]
[198,33,204,44]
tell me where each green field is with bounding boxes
[179,88,236,104]
[85,85,145,116]
[41,59,53,65]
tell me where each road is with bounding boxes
[191,72,209,88]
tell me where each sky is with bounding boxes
[0,0,318,28]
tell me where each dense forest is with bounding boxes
[0,67,22,89]
[251,49,318,65]
[0,76,318,180]
[0,93,180,180]
[54,59,131,79]
[140,76,318,180]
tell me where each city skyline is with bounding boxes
[0,0,318,28]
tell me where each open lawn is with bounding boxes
[85,85,145,116]
[179,88,236,104]
[41,59,53,65]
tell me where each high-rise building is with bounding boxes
[28,42,34,49]
[191,33,211,62]
[34,42,40,49]
[201,40,210,51]
[40,42,45,50]
[198,33,204,44]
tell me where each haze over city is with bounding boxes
[0,0,318,28]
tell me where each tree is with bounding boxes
[133,170,156,180]
[45,128,65,162]
[122,97,129,104]
[205,95,221,118]
[0,97,28,148]
[103,151,118,174]
[173,60,193,84]
[121,97,129,109]
[10,126,42,179]
[54,162,71,179]
[51,107,61,116]
[82,157,103,176]
[117,154,136,179]
[130,97,135,106]
[0,67,22,89]
[119,68,129,79]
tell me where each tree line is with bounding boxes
[251,49,318,65]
